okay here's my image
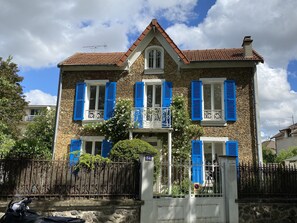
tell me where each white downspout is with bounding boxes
[52,68,63,160]
[253,66,263,165]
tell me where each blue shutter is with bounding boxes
[104,82,117,120]
[224,80,236,121]
[69,139,81,165]
[134,82,144,128]
[102,140,112,158]
[162,81,172,127]
[74,82,86,121]
[226,141,239,167]
[191,81,202,121]
[192,140,203,184]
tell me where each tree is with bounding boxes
[10,108,55,159]
[0,56,27,138]
[262,145,276,163]
[275,146,297,163]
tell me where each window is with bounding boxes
[192,138,238,184]
[84,141,102,156]
[30,109,41,116]
[87,84,105,120]
[203,82,224,121]
[134,80,172,128]
[73,81,116,121]
[191,79,236,125]
[69,137,113,163]
[145,46,164,74]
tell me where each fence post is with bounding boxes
[219,156,238,223]
[139,153,155,223]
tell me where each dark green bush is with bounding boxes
[110,139,158,160]
[110,139,160,180]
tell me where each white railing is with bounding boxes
[131,107,171,128]
[24,115,38,122]
[204,109,223,120]
[154,161,222,197]
[85,109,104,120]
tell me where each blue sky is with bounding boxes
[1,0,297,139]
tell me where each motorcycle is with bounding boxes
[0,197,85,223]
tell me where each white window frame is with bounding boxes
[200,137,228,184]
[84,80,109,122]
[144,46,164,74]
[80,136,105,156]
[200,78,226,126]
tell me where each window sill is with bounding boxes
[82,119,104,124]
[144,69,164,74]
[201,120,227,127]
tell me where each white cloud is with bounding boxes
[257,64,297,139]
[165,0,297,140]
[24,90,57,106]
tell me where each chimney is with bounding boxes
[242,36,253,58]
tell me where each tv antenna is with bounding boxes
[83,44,107,52]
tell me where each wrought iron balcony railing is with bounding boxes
[131,107,171,128]
[85,109,104,120]
[204,109,223,120]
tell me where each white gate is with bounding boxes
[139,155,238,223]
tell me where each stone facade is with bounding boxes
[239,200,297,223]
[0,199,141,223]
[54,36,259,163]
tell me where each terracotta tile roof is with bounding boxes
[58,48,263,66]
[116,19,190,66]
[182,48,263,63]
[58,52,124,67]
[58,19,264,67]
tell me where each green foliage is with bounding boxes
[172,178,192,197]
[0,123,16,156]
[171,95,203,161]
[7,108,56,159]
[84,99,132,144]
[110,139,160,180]
[110,139,158,160]
[262,146,276,163]
[0,56,27,138]
[75,153,111,170]
[275,146,297,163]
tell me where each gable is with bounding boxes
[116,19,189,69]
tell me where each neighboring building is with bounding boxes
[271,123,297,154]
[19,105,56,135]
[262,140,276,154]
[53,19,264,184]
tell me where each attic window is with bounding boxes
[145,46,164,74]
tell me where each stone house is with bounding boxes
[271,123,297,154]
[53,19,264,184]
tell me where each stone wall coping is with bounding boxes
[0,199,143,212]
[237,198,297,204]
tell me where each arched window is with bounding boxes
[145,46,164,73]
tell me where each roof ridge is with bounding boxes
[116,19,189,66]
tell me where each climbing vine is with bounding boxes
[171,95,203,161]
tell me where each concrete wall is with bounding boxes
[0,199,141,223]
[276,136,297,154]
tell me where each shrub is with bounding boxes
[110,139,158,161]
[75,153,111,170]
[110,139,160,180]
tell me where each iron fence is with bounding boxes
[154,160,222,197]
[0,157,140,199]
[238,163,297,198]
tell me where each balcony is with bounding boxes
[131,107,171,129]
